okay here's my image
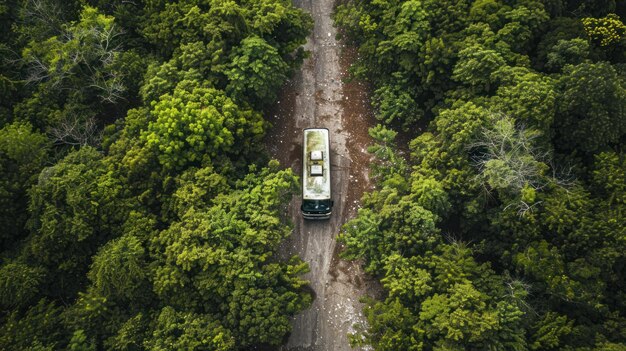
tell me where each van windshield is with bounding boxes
[302,199,332,212]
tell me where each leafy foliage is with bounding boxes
[141,86,265,171]
[554,62,626,153]
[0,0,312,349]
[336,0,626,350]
[88,234,148,301]
[25,147,128,297]
[582,13,626,47]
[0,262,46,309]
[225,35,290,108]
[0,299,67,350]
[0,122,49,247]
[144,307,235,351]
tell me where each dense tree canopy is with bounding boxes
[2,0,626,349]
[336,0,626,350]
[0,0,312,349]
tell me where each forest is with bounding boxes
[334,0,626,350]
[0,0,314,349]
[1,0,625,350]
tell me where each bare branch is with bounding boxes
[468,114,550,195]
[49,114,102,148]
[20,10,126,98]
[19,0,65,36]
[90,71,126,104]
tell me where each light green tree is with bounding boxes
[225,36,289,108]
[582,14,626,47]
[144,307,235,351]
[141,86,265,171]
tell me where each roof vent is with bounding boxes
[310,151,323,161]
[310,164,323,176]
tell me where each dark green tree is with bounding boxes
[0,122,49,248]
[25,147,128,297]
[555,62,626,152]
[0,299,67,350]
[0,261,46,309]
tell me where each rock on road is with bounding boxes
[264,0,379,350]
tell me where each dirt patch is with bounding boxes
[326,43,380,301]
[338,46,377,219]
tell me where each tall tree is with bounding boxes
[25,147,128,297]
[555,62,626,153]
[0,122,49,249]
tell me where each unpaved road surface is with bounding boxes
[264,0,379,350]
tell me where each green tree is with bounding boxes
[491,67,557,133]
[554,62,626,152]
[534,17,585,70]
[63,290,129,349]
[224,260,311,346]
[514,239,599,305]
[570,0,617,17]
[225,35,289,108]
[529,312,573,350]
[348,241,529,351]
[0,299,67,350]
[141,85,265,172]
[104,313,150,351]
[367,124,408,181]
[409,175,451,219]
[340,195,439,275]
[138,39,227,104]
[350,298,421,351]
[468,0,512,28]
[88,234,148,301]
[592,152,626,206]
[0,261,46,309]
[0,122,49,248]
[381,254,433,304]
[150,163,309,347]
[144,307,235,351]
[419,282,500,346]
[68,330,96,351]
[545,39,590,71]
[372,83,423,130]
[582,13,626,47]
[168,165,230,217]
[140,1,214,57]
[452,44,506,94]
[25,147,128,297]
[245,0,313,60]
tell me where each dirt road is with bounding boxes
[264,0,378,350]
